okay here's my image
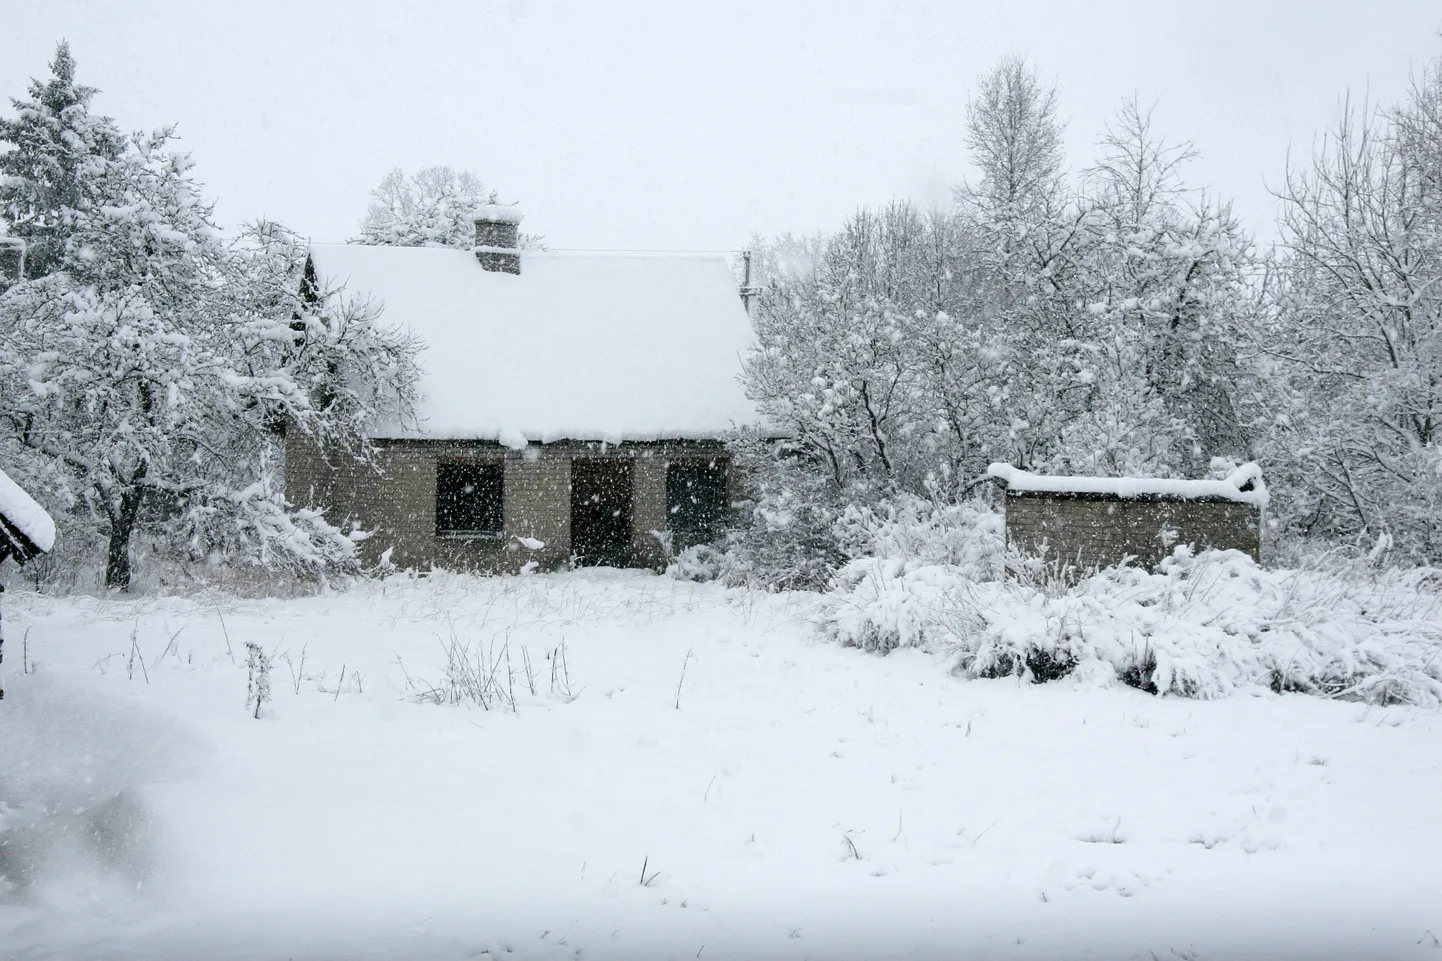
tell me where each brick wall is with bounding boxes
[1004,492,1262,571]
[283,429,730,573]
[0,244,22,286]
[629,454,670,569]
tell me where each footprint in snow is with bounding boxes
[1060,868,1159,898]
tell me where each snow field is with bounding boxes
[1,569,1440,960]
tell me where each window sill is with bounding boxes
[437,531,506,541]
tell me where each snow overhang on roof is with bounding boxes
[986,462,1269,509]
[305,244,763,446]
[0,465,56,560]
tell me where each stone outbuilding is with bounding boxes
[284,207,760,573]
[987,462,1267,571]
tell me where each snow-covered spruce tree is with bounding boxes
[353,165,543,250]
[0,42,125,282]
[0,107,419,588]
[0,124,231,588]
[1260,67,1442,562]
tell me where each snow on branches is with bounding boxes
[0,47,420,588]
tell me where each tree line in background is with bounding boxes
[0,43,1437,591]
[739,54,1442,579]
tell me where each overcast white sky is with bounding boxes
[4,1,1440,251]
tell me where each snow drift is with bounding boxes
[0,675,200,901]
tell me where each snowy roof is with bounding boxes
[306,244,762,445]
[0,465,56,556]
[987,462,1269,508]
[474,204,524,225]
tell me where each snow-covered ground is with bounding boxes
[1,570,1440,960]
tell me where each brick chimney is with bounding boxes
[473,204,523,274]
[0,237,24,288]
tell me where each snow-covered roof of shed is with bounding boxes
[306,244,761,445]
[0,465,56,555]
[986,462,1268,508]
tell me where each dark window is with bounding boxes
[436,461,504,536]
[666,460,728,532]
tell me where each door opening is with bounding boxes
[570,459,633,567]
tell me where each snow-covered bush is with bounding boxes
[825,560,991,654]
[823,548,1442,707]
[822,494,1005,650]
[178,453,364,580]
[833,493,1004,574]
[714,423,1007,593]
[725,485,848,592]
[666,544,732,583]
[711,431,851,591]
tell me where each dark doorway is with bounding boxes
[570,459,633,567]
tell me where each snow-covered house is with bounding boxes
[284,208,759,572]
[987,463,1267,571]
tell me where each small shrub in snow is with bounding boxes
[721,433,1006,594]
[245,641,272,718]
[823,496,1005,653]
[718,432,850,591]
[727,484,847,591]
[404,625,577,710]
[832,493,1004,576]
[410,629,516,711]
[823,548,1442,706]
[826,559,989,654]
[666,544,731,583]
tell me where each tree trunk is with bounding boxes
[105,488,145,591]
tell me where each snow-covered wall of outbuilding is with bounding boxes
[990,464,1265,571]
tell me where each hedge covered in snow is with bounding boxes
[823,543,1442,707]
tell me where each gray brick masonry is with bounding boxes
[283,428,733,573]
[1005,491,1262,571]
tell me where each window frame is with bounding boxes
[435,459,505,539]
